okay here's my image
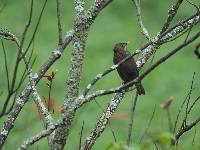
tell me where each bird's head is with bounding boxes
[113,42,128,53]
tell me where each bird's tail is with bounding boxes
[135,82,145,95]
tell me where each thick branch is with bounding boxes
[48,1,113,149]
[161,0,184,33]
[81,91,125,150]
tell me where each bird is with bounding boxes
[113,42,145,95]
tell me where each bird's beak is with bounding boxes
[124,45,128,51]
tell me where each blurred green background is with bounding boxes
[0,0,200,149]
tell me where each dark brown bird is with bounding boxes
[113,42,145,95]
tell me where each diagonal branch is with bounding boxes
[132,0,151,40]
[80,91,125,150]
[160,0,184,33]
[175,116,200,141]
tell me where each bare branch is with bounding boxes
[81,91,125,150]
[20,0,33,48]
[19,122,59,150]
[78,121,85,150]
[56,0,63,45]
[127,93,138,147]
[24,0,48,56]
[139,105,156,143]
[1,40,10,92]
[188,95,200,115]
[173,72,195,133]
[175,116,200,141]
[194,43,200,58]
[160,0,184,33]
[132,0,151,40]
[94,100,117,142]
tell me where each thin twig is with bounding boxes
[1,40,10,91]
[24,0,48,56]
[6,91,18,115]
[126,93,138,147]
[56,0,63,45]
[188,95,200,115]
[14,48,36,93]
[79,121,85,150]
[175,116,200,141]
[167,108,173,133]
[192,128,197,145]
[20,0,33,49]
[184,27,192,43]
[194,43,200,59]
[173,73,195,133]
[181,72,196,130]
[185,0,199,12]
[139,105,156,143]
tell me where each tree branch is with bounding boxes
[132,0,151,40]
[81,91,125,150]
[160,0,184,33]
[56,0,63,45]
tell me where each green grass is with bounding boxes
[0,0,200,149]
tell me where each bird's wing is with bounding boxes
[122,50,139,77]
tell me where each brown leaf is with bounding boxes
[160,96,174,109]
[32,97,61,117]
[112,112,129,121]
